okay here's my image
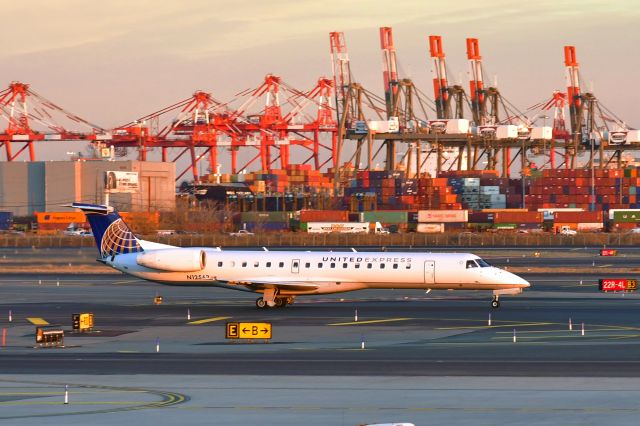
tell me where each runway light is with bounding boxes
[8,310,12,322]
[488,313,492,326]
[64,385,69,404]
[38,279,41,285]
[569,317,573,331]
[187,309,191,321]
[354,309,358,322]
[2,328,6,347]
[360,335,365,350]
[155,337,160,353]
[513,329,517,343]
[56,279,60,287]
[581,323,585,336]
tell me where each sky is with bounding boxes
[1,0,639,170]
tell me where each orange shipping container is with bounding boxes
[494,211,543,224]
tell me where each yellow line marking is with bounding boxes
[328,318,412,326]
[188,316,231,325]
[26,317,49,325]
[437,322,552,330]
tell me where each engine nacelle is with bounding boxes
[136,248,206,272]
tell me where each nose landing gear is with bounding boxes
[491,295,500,309]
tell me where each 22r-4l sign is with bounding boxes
[226,322,272,339]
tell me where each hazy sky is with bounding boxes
[1,0,639,167]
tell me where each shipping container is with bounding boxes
[494,211,543,224]
[299,210,349,223]
[240,211,290,223]
[417,210,468,223]
[416,223,444,233]
[0,211,13,230]
[244,222,289,232]
[554,211,602,223]
[609,209,640,223]
[360,211,409,224]
[479,186,501,194]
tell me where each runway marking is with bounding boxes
[0,401,148,406]
[188,316,231,325]
[437,322,551,330]
[492,334,640,341]
[0,378,189,420]
[113,280,141,285]
[328,318,413,326]
[26,317,49,325]
[117,350,140,353]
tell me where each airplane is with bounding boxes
[72,202,530,309]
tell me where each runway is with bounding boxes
[2,247,640,424]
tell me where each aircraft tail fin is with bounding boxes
[70,203,143,258]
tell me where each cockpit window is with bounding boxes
[476,258,491,267]
[466,260,478,268]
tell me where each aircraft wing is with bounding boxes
[215,278,321,292]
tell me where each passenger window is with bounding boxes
[466,260,478,268]
[393,264,398,269]
[318,262,323,268]
[230,261,235,267]
[217,261,223,267]
[405,264,411,269]
[355,264,360,269]
[293,261,299,268]
[279,262,284,268]
[305,262,310,268]
[242,262,247,267]
[343,263,348,268]
[380,264,385,269]
[254,261,259,267]
[266,262,271,267]
[330,263,336,268]
[367,263,372,269]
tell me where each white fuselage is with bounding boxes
[105,248,530,296]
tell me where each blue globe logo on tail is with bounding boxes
[99,218,142,258]
[70,203,143,259]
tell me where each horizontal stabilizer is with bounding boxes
[69,203,114,215]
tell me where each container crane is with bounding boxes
[0,81,104,161]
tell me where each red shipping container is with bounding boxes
[300,210,349,222]
[554,211,603,223]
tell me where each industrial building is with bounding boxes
[0,160,175,216]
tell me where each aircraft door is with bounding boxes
[291,259,300,274]
[424,260,435,284]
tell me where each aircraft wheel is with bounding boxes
[491,299,500,309]
[274,298,286,308]
[256,297,267,309]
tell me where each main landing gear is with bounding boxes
[255,296,295,309]
[491,295,501,309]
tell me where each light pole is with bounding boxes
[521,137,526,209]
[590,134,595,212]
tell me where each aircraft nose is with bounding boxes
[510,271,530,288]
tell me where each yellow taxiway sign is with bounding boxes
[226,322,272,339]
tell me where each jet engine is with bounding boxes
[136,249,206,272]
